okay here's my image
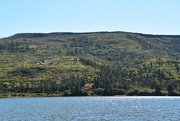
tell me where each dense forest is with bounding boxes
[0,31,180,97]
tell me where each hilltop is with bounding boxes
[0,31,180,97]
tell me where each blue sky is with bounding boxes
[0,0,180,38]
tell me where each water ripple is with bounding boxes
[0,96,180,121]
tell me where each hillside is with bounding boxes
[0,31,180,97]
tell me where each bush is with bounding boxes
[137,88,154,96]
[169,91,180,96]
[126,88,155,96]
[77,89,88,96]
[160,90,168,96]
[63,90,71,96]
[65,89,88,96]
[126,89,138,96]
[112,88,126,95]
[92,88,104,95]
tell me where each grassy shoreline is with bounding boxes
[1,90,180,98]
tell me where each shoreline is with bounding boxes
[1,93,180,99]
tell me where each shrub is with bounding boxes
[126,89,138,96]
[112,88,126,95]
[137,88,154,96]
[92,88,104,95]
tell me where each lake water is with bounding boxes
[0,96,180,121]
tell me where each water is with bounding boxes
[0,96,180,121]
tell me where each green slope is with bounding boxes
[0,31,180,97]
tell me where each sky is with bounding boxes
[1,0,180,38]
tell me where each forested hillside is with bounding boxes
[0,31,180,97]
